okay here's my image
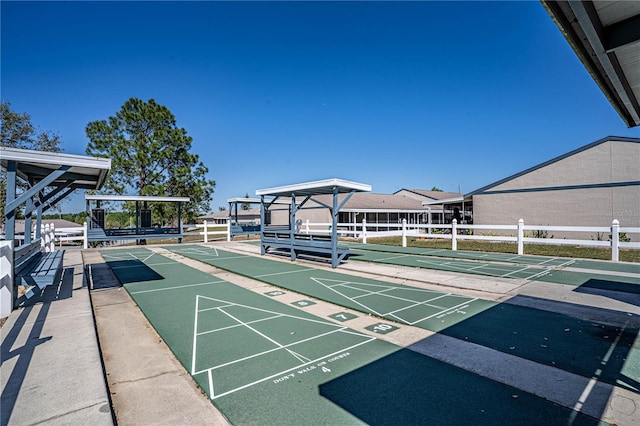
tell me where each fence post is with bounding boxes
[203,220,208,243]
[83,221,88,249]
[402,219,407,247]
[611,219,620,262]
[451,219,457,251]
[305,219,310,234]
[41,224,47,251]
[517,219,524,255]
[362,219,367,244]
[227,219,231,242]
[49,224,55,252]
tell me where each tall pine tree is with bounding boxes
[85,98,215,224]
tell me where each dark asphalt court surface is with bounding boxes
[99,247,619,425]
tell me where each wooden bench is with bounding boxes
[14,240,64,300]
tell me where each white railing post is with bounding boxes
[611,219,620,262]
[517,219,524,255]
[83,221,88,249]
[49,224,55,252]
[41,224,47,251]
[362,219,367,244]
[305,219,310,234]
[43,224,52,252]
[451,219,457,251]
[227,219,231,242]
[402,219,407,247]
[204,220,208,243]
[1,240,14,318]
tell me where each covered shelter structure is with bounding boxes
[1,146,111,317]
[227,197,262,237]
[85,194,190,244]
[2,147,111,243]
[256,178,371,268]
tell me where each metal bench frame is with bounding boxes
[14,239,64,301]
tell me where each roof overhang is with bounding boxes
[256,178,372,197]
[541,0,640,127]
[423,196,465,206]
[227,197,261,204]
[1,146,111,190]
[85,195,190,202]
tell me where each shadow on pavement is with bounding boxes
[102,259,163,284]
[575,279,640,307]
[437,299,640,394]
[0,303,52,425]
[319,348,601,425]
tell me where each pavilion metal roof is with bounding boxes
[1,146,111,190]
[541,0,640,127]
[256,178,371,198]
[85,194,190,202]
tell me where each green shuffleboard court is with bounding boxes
[101,247,609,425]
[100,248,397,424]
[164,245,496,332]
[165,245,640,394]
[341,242,640,286]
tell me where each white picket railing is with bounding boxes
[190,220,230,242]
[31,217,638,262]
[297,218,639,262]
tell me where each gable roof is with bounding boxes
[465,135,640,197]
[311,192,429,211]
[395,189,462,200]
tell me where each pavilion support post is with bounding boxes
[260,195,266,255]
[24,198,34,245]
[331,186,339,268]
[290,193,297,262]
[178,202,183,244]
[4,161,17,241]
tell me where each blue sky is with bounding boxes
[2,1,639,214]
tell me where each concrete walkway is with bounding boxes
[1,249,113,426]
[1,242,639,425]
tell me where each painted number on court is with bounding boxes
[292,300,316,307]
[365,323,399,334]
[265,291,286,297]
[329,312,358,322]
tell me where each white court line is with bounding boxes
[196,325,350,375]
[142,252,156,262]
[219,308,313,364]
[192,296,201,373]
[571,322,627,418]
[192,295,375,378]
[555,259,576,268]
[311,277,471,322]
[255,268,316,278]
[195,295,357,329]
[128,279,225,294]
[206,338,376,400]
[523,268,553,281]
[373,254,415,262]
[412,298,480,323]
[385,292,453,317]
[110,261,178,270]
[196,313,285,337]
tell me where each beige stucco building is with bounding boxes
[435,136,639,240]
